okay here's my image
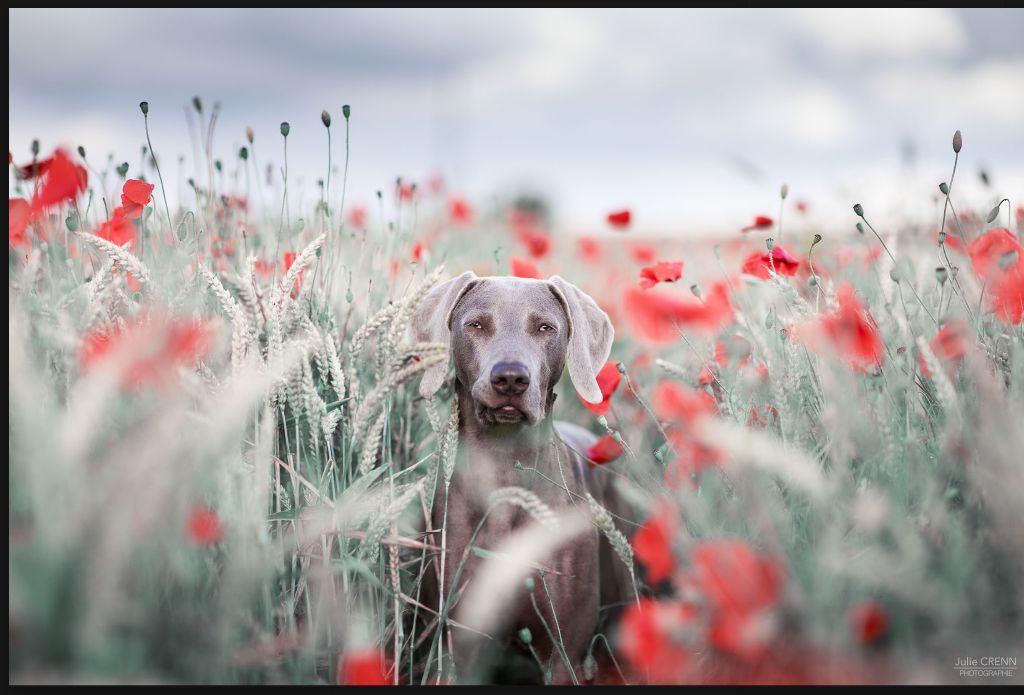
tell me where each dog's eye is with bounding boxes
[466,320,483,330]
[538,323,555,333]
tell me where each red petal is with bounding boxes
[511,256,543,279]
[585,434,624,465]
[608,209,632,229]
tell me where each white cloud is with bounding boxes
[785,8,966,58]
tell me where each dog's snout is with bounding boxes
[490,361,531,396]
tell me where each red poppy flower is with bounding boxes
[337,648,390,685]
[623,282,733,343]
[653,381,717,423]
[618,598,696,684]
[991,263,1024,324]
[348,206,367,228]
[795,201,808,215]
[691,539,784,661]
[254,258,275,278]
[814,283,884,372]
[578,236,602,262]
[741,245,800,279]
[918,320,968,378]
[398,181,415,202]
[449,196,473,225]
[608,209,632,229]
[186,505,223,545]
[630,244,656,263]
[30,148,88,212]
[9,198,31,248]
[968,227,1021,280]
[741,215,773,233]
[80,314,217,390]
[511,256,543,279]
[849,601,888,645]
[518,229,551,259]
[411,241,426,263]
[586,434,624,466]
[579,361,621,414]
[96,214,136,248]
[633,501,678,584]
[120,179,155,219]
[16,155,54,180]
[639,261,684,289]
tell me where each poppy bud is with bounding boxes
[853,203,864,217]
[246,126,254,144]
[690,284,702,299]
[77,145,86,158]
[596,415,608,430]
[780,183,789,199]
[31,139,39,156]
[935,266,948,285]
[322,110,331,128]
[117,162,129,178]
[343,104,351,119]
[215,159,222,173]
[376,190,383,200]
[616,362,626,374]
[938,231,947,245]
[187,177,195,189]
[856,222,865,234]
[812,233,823,246]
[808,275,819,288]
[518,628,532,645]
[280,122,290,137]
[346,287,354,304]
[240,147,248,161]
[986,204,1001,224]
[952,130,962,153]
[524,577,535,591]
[140,101,149,115]
[950,266,959,280]
[939,182,949,195]
[980,169,989,186]
[65,214,78,231]
[193,96,203,113]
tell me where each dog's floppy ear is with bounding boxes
[412,271,479,398]
[546,275,614,404]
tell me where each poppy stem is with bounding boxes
[860,214,938,327]
[142,113,174,237]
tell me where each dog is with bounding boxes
[414,272,631,684]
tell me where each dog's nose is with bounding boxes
[490,362,531,396]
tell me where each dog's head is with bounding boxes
[412,272,613,427]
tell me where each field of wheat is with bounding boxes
[8,103,1024,685]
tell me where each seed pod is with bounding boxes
[193,96,203,113]
[935,267,948,285]
[31,139,39,156]
[280,122,290,137]
[766,237,775,251]
[77,145,86,158]
[342,104,351,119]
[139,101,149,115]
[239,146,248,161]
[939,182,949,195]
[853,203,864,217]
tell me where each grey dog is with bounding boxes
[414,272,631,684]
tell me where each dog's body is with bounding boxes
[414,274,630,684]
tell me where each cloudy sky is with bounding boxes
[9,8,1024,234]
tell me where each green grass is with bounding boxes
[8,113,1024,685]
